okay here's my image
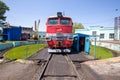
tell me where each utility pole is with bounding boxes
[115,9,120,42]
[94,37,96,59]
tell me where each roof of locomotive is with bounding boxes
[48,16,72,19]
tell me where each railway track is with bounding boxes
[29,48,94,80]
[38,54,80,80]
[32,53,53,80]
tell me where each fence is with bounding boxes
[0,41,36,51]
[91,41,120,52]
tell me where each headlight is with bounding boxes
[46,37,51,41]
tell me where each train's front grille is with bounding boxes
[52,36,67,40]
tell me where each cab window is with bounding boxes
[60,18,70,25]
[48,18,58,25]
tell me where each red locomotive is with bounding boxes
[46,12,73,53]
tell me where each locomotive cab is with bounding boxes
[46,12,73,53]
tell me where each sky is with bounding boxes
[2,0,120,31]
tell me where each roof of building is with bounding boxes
[76,26,114,31]
[74,33,90,37]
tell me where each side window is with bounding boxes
[100,34,104,39]
[92,31,97,37]
[109,33,114,39]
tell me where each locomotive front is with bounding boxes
[46,12,73,53]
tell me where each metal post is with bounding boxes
[94,37,96,59]
[118,16,120,41]
[26,46,28,59]
[38,39,39,50]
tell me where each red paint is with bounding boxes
[46,15,73,49]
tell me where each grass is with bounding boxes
[90,45,114,59]
[4,44,46,60]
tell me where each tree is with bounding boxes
[0,0,9,21]
[73,23,84,34]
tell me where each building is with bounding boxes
[75,26,114,41]
[2,25,33,41]
[0,21,13,41]
[0,21,4,41]
[21,27,33,34]
[114,16,120,40]
[38,31,46,38]
[73,33,90,54]
[21,27,33,40]
[0,24,3,41]
[3,27,22,40]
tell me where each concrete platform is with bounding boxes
[80,56,120,80]
[69,52,94,62]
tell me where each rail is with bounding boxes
[38,53,53,80]
[65,54,82,80]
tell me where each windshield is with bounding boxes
[60,18,70,25]
[48,18,58,25]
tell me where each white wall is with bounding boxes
[75,26,114,41]
[91,41,120,52]
[99,29,114,40]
